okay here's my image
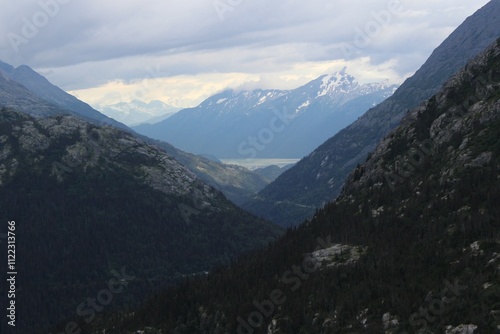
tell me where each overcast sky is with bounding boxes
[0,0,491,108]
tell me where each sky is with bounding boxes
[0,0,492,109]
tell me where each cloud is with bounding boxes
[0,0,491,107]
[69,71,260,109]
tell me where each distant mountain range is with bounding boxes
[133,70,398,159]
[242,0,500,227]
[98,99,180,126]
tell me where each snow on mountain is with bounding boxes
[201,89,287,113]
[195,70,392,118]
[317,72,358,97]
[133,71,399,159]
[310,69,395,103]
[296,100,310,112]
[99,99,181,126]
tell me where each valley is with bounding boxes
[219,159,299,170]
[0,1,498,334]
[89,34,500,334]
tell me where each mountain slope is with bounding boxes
[0,60,270,205]
[0,109,282,333]
[92,37,500,334]
[0,61,129,130]
[133,72,397,159]
[0,68,70,117]
[244,0,500,227]
[144,137,270,205]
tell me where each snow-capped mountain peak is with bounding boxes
[99,99,180,126]
[317,70,359,97]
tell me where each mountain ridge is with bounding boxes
[133,71,398,159]
[0,61,130,130]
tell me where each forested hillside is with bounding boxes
[0,110,281,333]
[90,38,500,334]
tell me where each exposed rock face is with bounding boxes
[343,39,500,197]
[382,312,400,331]
[0,109,269,214]
[444,324,478,334]
[146,137,270,205]
[310,243,366,268]
[10,112,224,204]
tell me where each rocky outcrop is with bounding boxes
[444,324,478,334]
[343,38,500,196]
[310,243,366,268]
[1,111,218,202]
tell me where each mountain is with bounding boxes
[0,60,270,205]
[91,37,500,334]
[133,71,397,159]
[0,66,72,117]
[98,99,180,126]
[144,137,271,205]
[0,61,129,130]
[0,108,282,333]
[253,164,294,183]
[243,0,500,227]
